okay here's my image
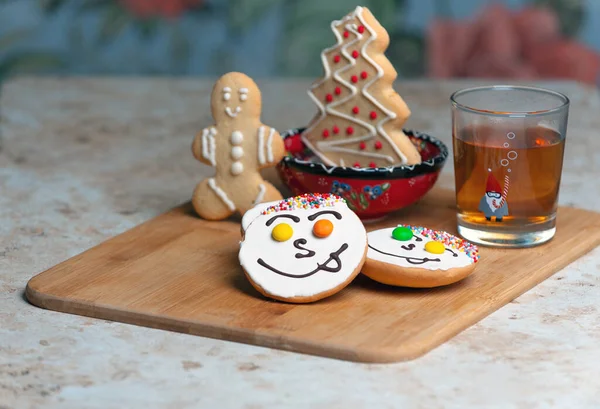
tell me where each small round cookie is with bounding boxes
[363,225,479,288]
[239,193,368,303]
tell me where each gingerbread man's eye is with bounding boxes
[239,87,248,102]
[313,219,333,238]
[223,92,231,101]
[272,223,293,242]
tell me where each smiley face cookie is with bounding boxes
[239,193,367,303]
[363,225,479,288]
[191,71,285,220]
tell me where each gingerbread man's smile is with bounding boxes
[225,106,241,117]
[222,86,248,118]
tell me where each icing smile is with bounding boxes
[367,245,441,265]
[225,106,241,117]
[257,243,348,278]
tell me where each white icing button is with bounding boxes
[231,131,243,145]
[231,161,244,175]
[231,146,244,160]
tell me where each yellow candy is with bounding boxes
[272,223,293,242]
[424,241,445,254]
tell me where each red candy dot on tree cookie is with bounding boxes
[322,129,330,138]
[374,141,383,150]
[346,127,354,135]
[333,55,341,63]
[360,71,368,79]
[352,50,359,59]
[351,75,358,83]
[325,94,333,102]
[370,111,378,120]
[369,161,377,168]
[359,142,366,150]
[343,31,349,38]
[332,126,340,134]
[358,26,365,34]
[352,106,359,114]
[334,86,342,95]
[353,162,361,168]
[284,135,303,154]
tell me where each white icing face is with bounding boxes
[239,196,367,299]
[222,88,248,117]
[366,227,476,271]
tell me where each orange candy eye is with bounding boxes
[313,219,334,238]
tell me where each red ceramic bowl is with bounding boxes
[277,128,449,221]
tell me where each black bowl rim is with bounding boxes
[280,128,449,180]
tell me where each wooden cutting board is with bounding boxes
[25,188,600,363]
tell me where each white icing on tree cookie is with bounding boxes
[301,6,419,168]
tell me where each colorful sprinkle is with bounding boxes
[262,193,345,215]
[397,225,480,263]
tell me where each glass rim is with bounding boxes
[450,85,570,117]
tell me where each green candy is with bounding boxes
[392,226,413,241]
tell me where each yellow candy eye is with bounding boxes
[271,223,293,242]
[424,241,445,254]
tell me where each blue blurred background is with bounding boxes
[0,0,598,83]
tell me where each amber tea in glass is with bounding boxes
[451,85,569,247]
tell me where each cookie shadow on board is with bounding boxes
[351,272,473,295]
[229,270,352,306]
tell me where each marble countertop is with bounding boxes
[1,78,600,409]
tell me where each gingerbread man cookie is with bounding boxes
[192,72,285,220]
[301,6,421,168]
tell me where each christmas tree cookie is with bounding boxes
[301,6,422,168]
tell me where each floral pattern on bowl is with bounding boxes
[277,128,448,220]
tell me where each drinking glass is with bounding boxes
[450,85,569,248]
